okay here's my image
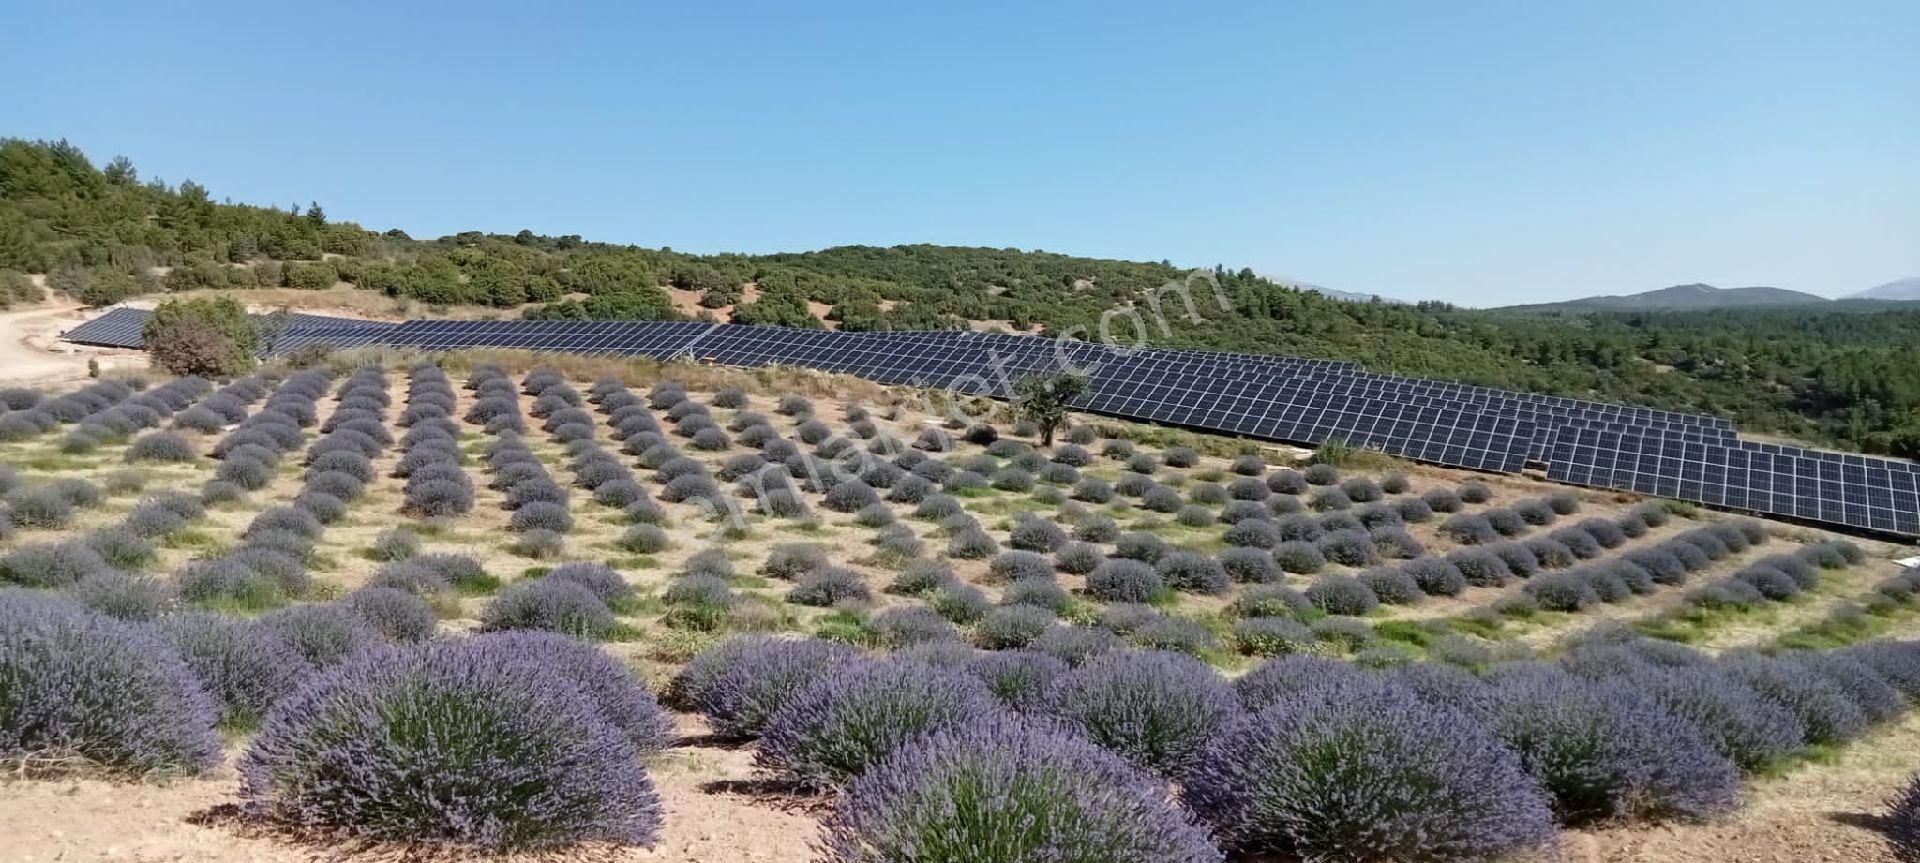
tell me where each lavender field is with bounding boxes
[5,354,1920,863]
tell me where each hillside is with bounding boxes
[1851,276,1920,301]
[2,137,1919,458]
[1497,282,1831,313]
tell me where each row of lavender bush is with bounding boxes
[469,366,572,538]
[394,362,474,519]
[58,376,210,455]
[172,368,381,609]
[27,376,275,618]
[0,377,152,442]
[667,630,1920,862]
[0,591,670,850]
[1,375,273,579]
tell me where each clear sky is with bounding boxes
[5,0,1916,306]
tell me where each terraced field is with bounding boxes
[4,354,1920,863]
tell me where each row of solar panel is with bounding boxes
[60,309,1919,535]
[66,311,1532,473]
[57,308,1724,432]
[654,326,1538,471]
[50,313,1855,469]
[386,318,1724,464]
[1547,427,1920,535]
[331,319,1920,535]
[49,311,1801,464]
[59,307,400,350]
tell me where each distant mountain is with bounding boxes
[1308,284,1403,304]
[1847,276,1920,301]
[1497,283,1830,313]
[1259,273,1402,305]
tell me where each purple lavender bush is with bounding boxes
[261,603,382,667]
[966,650,1070,711]
[976,605,1058,650]
[756,660,1001,787]
[1230,583,1314,619]
[544,561,636,606]
[818,717,1223,863]
[1236,654,1368,711]
[1305,575,1379,616]
[1219,546,1280,583]
[1041,649,1240,777]
[1789,652,1906,724]
[1846,641,1920,700]
[0,593,221,776]
[1130,615,1221,656]
[1525,571,1599,612]
[1359,568,1424,605]
[467,631,674,755]
[480,578,616,640]
[664,634,777,710]
[1448,548,1511,588]
[788,567,874,607]
[1029,625,1124,667]
[160,612,316,728]
[1317,529,1379,566]
[1086,559,1164,603]
[1,540,108,588]
[1232,617,1316,657]
[68,569,175,621]
[342,587,438,642]
[1888,773,1920,863]
[1380,660,1488,706]
[1471,671,1740,823]
[1002,577,1070,613]
[1184,678,1556,863]
[988,550,1054,583]
[1156,551,1230,595]
[1624,666,1808,771]
[867,605,959,648]
[1721,655,1870,746]
[238,640,663,850]
[700,637,860,738]
[1403,557,1468,596]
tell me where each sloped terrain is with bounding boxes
[3,354,1919,862]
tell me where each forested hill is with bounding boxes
[1,137,1916,458]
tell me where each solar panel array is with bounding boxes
[1548,428,1920,536]
[60,307,163,348]
[267,319,402,353]
[61,312,1919,536]
[60,307,398,354]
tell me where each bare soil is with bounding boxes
[0,300,149,385]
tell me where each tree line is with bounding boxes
[2,137,1915,457]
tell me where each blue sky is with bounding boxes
[5,0,1916,306]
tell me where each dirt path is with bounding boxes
[0,300,147,385]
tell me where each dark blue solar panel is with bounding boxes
[1546,427,1918,536]
[60,307,153,348]
[63,307,396,352]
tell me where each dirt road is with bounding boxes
[0,301,147,386]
